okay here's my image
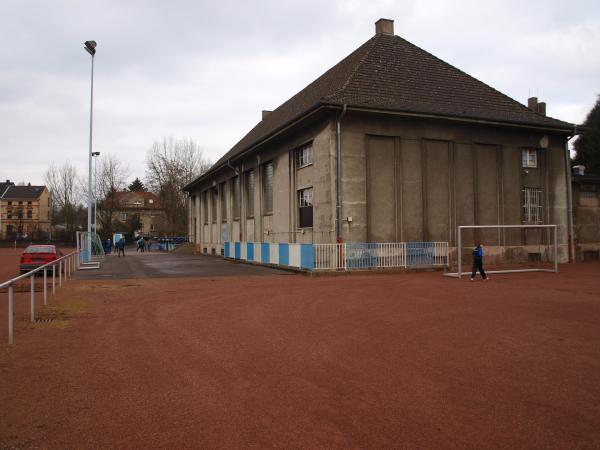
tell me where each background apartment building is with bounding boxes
[0,180,52,239]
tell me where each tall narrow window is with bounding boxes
[522,149,537,168]
[297,144,313,168]
[245,170,255,217]
[203,191,208,224]
[298,187,313,228]
[211,189,217,224]
[263,162,273,214]
[232,176,241,219]
[523,187,543,224]
[220,182,228,222]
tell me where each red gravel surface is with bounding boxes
[1,264,600,448]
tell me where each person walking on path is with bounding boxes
[137,237,145,253]
[117,238,126,258]
[471,243,489,281]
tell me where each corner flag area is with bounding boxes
[1,252,599,448]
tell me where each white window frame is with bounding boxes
[263,162,273,215]
[298,187,313,228]
[522,149,538,168]
[523,187,543,224]
[297,144,313,169]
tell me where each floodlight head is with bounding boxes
[84,40,97,55]
[92,151,100,156]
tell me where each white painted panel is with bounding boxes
[270,243,279,265]
[289,244,301,268]
[240,241,247,260]
[254,243,261,263]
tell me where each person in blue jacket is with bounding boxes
[117,238,126,258]
[471,243,489,281]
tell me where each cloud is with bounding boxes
[1,0,599,185]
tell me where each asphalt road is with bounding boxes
[75,247,294,279]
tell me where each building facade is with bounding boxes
[184,19,575,263]
[572,167,600,261]
[0,181,52,239]
[104,191,167,237]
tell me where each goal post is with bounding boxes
[445,224,558,279]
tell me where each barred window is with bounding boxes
[220,182,227,222]
[232,176,241,219]
[245,170,255,217]
[298,187,313,228]
[203,191,208,224]
[297,144,313,168]
[522,149,537,168]
[263,162,273,215]
[523,187,543,224]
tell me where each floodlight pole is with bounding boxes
[84,41,96,240]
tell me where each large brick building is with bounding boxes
[0,181,52,239]
[184,18,576,263]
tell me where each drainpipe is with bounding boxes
[0,184,11,239]
[565,126,579,262]
[335,104,347,241]
[226,159,239,176]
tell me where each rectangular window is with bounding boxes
[7,211,12,219]
[27,201,32,205]
[298,187,313,228]
[263,162,273,215]
[297,144,313,168]
[27,210,32,219]
[120,212,128,221]
[211,189,217,223]
[7,201,12,206]
[203,191,209,224]
[220,183,227,222]
[523,187,543,224]
[245,170,255,218]
[232,176,241,219]
[522,149,537,168]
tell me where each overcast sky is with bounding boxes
[1,0,599,186]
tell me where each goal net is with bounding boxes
[76,231,104,269]
[444,224,558,279]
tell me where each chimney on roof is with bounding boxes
[375,18,394,36]
[262,110,272,120]
[528,96,547,116]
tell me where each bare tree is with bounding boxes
[146,137,210,235]
[96,154,129,239]
[44,162,83,237]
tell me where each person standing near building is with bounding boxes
[117,237,126,258]
[471,243,489,281]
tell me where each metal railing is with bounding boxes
[0,250,79,344]
[313,242,449,271]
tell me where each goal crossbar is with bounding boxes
[444,224,558,279]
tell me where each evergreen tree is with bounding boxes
[573,96,600,174]
[128,177,146,192]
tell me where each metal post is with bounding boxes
[8,285,14,344]
[555,225,559,271]
[458,226,462,279]
[43,267,47,305]
[52,264,56,295]
[59,260,62,287]
[30,275,35,322]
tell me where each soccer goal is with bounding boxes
[76,231,104,269]
[444,224,558,279]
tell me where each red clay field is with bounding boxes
[1,261,600,448]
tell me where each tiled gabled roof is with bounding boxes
[3,185,46,200]
[188,32,573,189]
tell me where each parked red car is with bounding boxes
[19,245,62,274]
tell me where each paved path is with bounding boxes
[75,247,294,279]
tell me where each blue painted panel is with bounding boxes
[247,242,254,261]
[234,242,241,259]
[279,243,289,266]
[301,244,314,270]
[261,243,270,264]
[224,241,230,258]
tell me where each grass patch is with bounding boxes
[27,300,91,329]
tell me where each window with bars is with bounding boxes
[203,191,208,224]
[297,144,313,168]
[220,183,228,222]
[245,170,255,217]
[232,176,241,219]
[263,162,273,215]
[522,149,537,168]
[298,187,313,228]
[523,187,543,224]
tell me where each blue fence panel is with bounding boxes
[300,244,314,270]
[224,242,230,258]
[234,242,241,260]
[279,243,289,266]
[261,243,270,264]
[346,243,378,269]
[247,242,254,261]
[406,242,435,266]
